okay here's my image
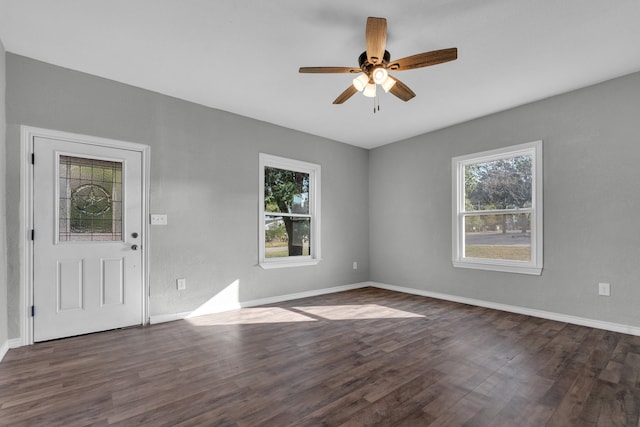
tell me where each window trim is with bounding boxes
[452,141,543,275]
[259,153,321,269]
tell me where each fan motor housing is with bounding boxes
[359,50,391,73]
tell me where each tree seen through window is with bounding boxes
[264,167,310,257]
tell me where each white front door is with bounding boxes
[33,135,144,342]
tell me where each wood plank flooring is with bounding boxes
[1,287,640,426]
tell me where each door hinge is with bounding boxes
[31,153,35,165]
[31,229,35,241]
[31,305,35,317]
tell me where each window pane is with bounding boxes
[464,213,531,261]
[265,215,310,258]
[465,155,532,211]
[59,156,123,242]
[264,167,309,214]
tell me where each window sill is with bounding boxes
[453,260,542,276]
[259,259,321,269]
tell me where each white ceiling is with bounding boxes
[1,0,639,149]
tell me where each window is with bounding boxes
[452,141,542,275]
[259,154,321,268]
[58,155,123,242]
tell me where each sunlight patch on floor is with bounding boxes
[185,307,317,326]
[293,304,425,320]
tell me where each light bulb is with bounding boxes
[352,73,369,92]
[363,83,377,98]
[380,76,396,93]
[372,67,388,85]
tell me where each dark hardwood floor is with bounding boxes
[1,287,639,426]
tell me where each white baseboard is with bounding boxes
[149,311,193,324]
[371,282,640,337]
[152,280,640,337]
[0,338,23,359]
[14,279,636,343]
[150,282,370,324]
[3,338,27,351]
[0,340,8,363]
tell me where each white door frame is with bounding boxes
[19,126,150,346]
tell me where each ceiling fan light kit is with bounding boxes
[352,73,369,92]
[372,67,388,85]
[363,83,377,98]
[380,75,396,93]
[299,17,458,105]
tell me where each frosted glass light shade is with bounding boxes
[380,76,396,92]
[372,67,388,85]
[352,73,369,92]
[363,83,377,98]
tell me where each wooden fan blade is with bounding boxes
[333,85,358,104]
[388,76,416,102]
[365,17,387,65]
[388,48,457,71]
[299,66,362,74]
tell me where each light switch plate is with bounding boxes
[150,214,167,225]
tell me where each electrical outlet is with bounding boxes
[177,278,186,291]
[598,282,610,296]
[353,261,358,270]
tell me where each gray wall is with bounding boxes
[0,40,8,347]
[5,54,370,338]
[370,71,640,327]
[5,51,640,341]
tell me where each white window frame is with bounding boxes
[259,153,321,269]
[452,140,543,275]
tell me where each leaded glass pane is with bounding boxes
[59,156,123,242]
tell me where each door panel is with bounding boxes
[33,136,144,342]
[101,258,124,306]
[57,259,83,311]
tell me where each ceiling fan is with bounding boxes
[299,17,457,104]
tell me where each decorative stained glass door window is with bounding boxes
[58,155,123,241]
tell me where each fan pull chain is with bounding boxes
[373,95,381,114]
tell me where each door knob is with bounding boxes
[131,244,138,251]
[131,232,139,238]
